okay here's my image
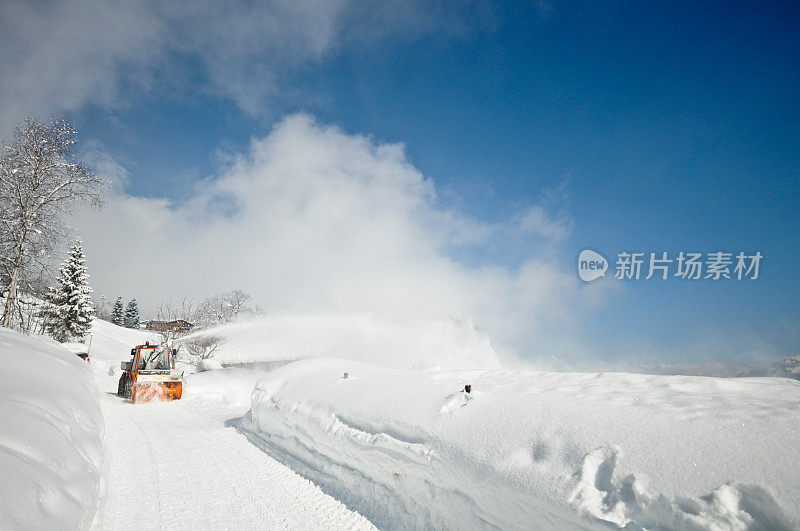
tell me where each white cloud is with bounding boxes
[517,205,573,243]
[80,141,131,192]
[0,0,493,135]
[0,0,165,135]
[70,114,598,360]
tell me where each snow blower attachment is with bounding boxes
[118,342,183,403]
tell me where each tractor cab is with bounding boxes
[118,342,183,402]
[130,343,174,371]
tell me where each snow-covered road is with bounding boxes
[92,369,374,530]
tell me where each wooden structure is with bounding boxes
[145,319,193,333]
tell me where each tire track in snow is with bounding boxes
[94,388,374,530]
[129,411,164,524]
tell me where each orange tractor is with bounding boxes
[118,342,183,403]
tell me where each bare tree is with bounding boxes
[153,297,197,323]
[0,117,105,328]
[151,290,259,348]
[192,289,258,327]
[179,334,226,366]
[226,289,254,318]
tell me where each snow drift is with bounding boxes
[239,358,799,529]
[183,368,268,407]
[0,328,104,529]
[181,312,502,370]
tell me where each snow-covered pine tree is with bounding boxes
[112,297,124,326]
[41,237,95,342]
[95,295,112,321]
[124,299,139,329]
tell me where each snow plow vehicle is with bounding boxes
[118,342,183,403]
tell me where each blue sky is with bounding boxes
[1,1,798,364]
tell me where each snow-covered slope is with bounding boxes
[0,328,104,529]
[86,318,160,393]
[239,358,800,529]
[180,312,501,370]
[87,318,157,362]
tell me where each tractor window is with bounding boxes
[143,346,170,370]
[136,351,147,370]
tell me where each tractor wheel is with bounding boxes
[124,378,133,401]
[117,375,125,396]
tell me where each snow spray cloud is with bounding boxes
[70,114,601,367]
[182,312,504,370]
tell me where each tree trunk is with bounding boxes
[1,266,18,327]
[1,228,29,328]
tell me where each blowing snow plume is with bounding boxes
[179,313,502,370]
[72,114,593,364]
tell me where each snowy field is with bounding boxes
[237,359,800,529]
[174,317,800,529]
[2,319,799,529]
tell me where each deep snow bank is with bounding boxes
[0,329,104,529]
[183,368,269,408]
[239,358,800,529]
[182,312,501,370]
